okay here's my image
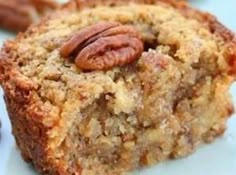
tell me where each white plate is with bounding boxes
[0,1,236,174]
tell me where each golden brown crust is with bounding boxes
[0,1,235,175]
[0,36,68,174]
[0,51,46,170]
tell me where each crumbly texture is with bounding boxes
[0,0,236,175]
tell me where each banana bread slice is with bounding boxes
[0,0,236,174]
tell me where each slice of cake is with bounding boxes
[0,0,236,174]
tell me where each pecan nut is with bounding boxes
[60,22,144,70]
[0,0,58,32]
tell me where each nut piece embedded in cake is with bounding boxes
[60,22,144,70]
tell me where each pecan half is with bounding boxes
[0,0,58,32]
[60,22,144,70]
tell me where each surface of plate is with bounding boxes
[0,0,236,175]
